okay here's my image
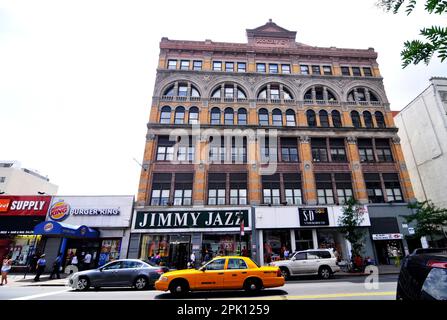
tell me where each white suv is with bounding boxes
[271,249,340,280]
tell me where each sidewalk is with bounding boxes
[3,274,69,287]
[337,264,401,277]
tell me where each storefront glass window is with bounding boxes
[0,235,41,266]
[140,234,191,269]
[202,234,250,262]
[294,230,313,251]
[317,229,345,260]
[263,230,291,264]
[98,239,121,267]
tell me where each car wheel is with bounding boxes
[76,277,90,291]
[244,278,262,293]
[134,276,148,290]
[169,280,189,297]
[280,267,290,280]
[318,266,332,280]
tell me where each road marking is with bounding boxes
[218,291,396,300]
[10,289,70,300]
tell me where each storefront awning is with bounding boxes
[33,221,99,238]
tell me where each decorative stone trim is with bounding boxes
[346,136,357,144]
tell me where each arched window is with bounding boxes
[319,110,329,127]
[272,109,283,126]
[163,85,175,96]
[306,110,317,127]
[174,106,185,124]
[257,84,294,101]
[351,111,362,128]
[224,108,234,125]
[162,82,201,98]
[286,109,296,126]
[210,107,221,124]
[237,108,247,125]
[363,111,373,128]
[304,86,338,102]
[331,110,342,128]
[189,107,199,124]
[160,106,171,124]
[347,87,380,104]
[211,83,247,101]
[375,111,386,128]
[258,108,269,126]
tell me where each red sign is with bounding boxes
[0,196,52,216]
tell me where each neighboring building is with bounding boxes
[0,160,58,195]
[394,77,447,248]
[394,77,447,209]
[0,195,134,272]
[131,20,417,267]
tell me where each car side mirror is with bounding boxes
[199,266,206,272]
[291,257,296,261]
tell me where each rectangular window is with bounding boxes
[341,66,350,76]
[224,87,234,99]
[150,173,171,206]
[315,173,334,204]
[281,64,291,74]
[375,139,393,162]
[383,173,403,202]
[156,136,175,161]
[260,137,278,163]
[311,65,321,75]
[329,138,347,162]
[363,67,372,76]
[311,138,328,162]
[335,173,353,205]
[237,62,246,72]
[231,137,247,163]
[193,60,202,71]
[284,173,302,205]
[323,66,332,75]
[364,173,384,203]
[213,61,222,71]
[300,65,309,74]
[358,139,375,162]
[178,85,188,97]
[167,60,177,70]
[208,173,226,205]
[262,174,281,205]
[180,60,190,70]
[256,63,266,73]
[270,88,280,100]
[174,173,193,206]
[269,64,278,74]
[230,173,247,205]
[352,67,361,76]
[225,62,234,72]
[281,138,298,162]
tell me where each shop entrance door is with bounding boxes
[374,240,403,265]
[169,242,190,270]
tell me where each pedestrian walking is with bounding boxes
[71,254,78,268]
[83,252,92,270]
[34,254,46,282]
[189,252,196,268]
[1,254,13,285]
[49,253,62,279]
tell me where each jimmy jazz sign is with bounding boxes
[134,210,249,230]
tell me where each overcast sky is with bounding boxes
[1,0,446,196]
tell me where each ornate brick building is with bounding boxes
[129,21,417,268]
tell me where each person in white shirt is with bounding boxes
[83,253,92,270]
[189,252,196,268]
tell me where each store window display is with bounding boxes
[98,239,121,267]
[263,230,291,264]
[0,236,41,267]
[317,229,345,259]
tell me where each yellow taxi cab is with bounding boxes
[155,256,285,296]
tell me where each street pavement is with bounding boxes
[0,274,397,300]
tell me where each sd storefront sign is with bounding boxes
[134,210,249,230]
[298,208,330,226]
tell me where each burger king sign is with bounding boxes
[49,200,70,222]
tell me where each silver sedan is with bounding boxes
[69,259,166,291]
